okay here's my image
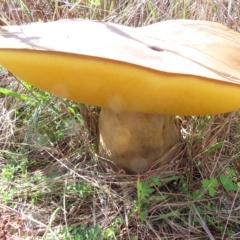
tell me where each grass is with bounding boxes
[0,0,240,239]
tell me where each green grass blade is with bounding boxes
[0,87,34,101]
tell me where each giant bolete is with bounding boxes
[0,19,240,173]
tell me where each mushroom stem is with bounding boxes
[99,108,181,173]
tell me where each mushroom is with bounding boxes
[0,19,240,173]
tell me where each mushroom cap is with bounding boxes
[0,19,240,115]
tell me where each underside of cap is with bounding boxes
[1,49,240,116]
[0,19,240,115]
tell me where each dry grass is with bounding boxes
[0,0,240,239]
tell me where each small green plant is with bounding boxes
[104,227,116,239]
[135,176,178,219]
[103,217,123,239]
[202,177,218,197]
[220,167,239,191]
[136,176,155,219]
[201,167,239,197]
[52,224,102,240]
[67,181,93,198]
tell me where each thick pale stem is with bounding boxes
[99,108,181,173]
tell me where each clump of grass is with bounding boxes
[1,0,240,239]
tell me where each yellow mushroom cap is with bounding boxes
[0,19,240,115]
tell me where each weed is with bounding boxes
[66,181,93,198]
[47,224,102,240]
[202,177,218,197]
[220,167,239,191]
[135,176,155,219]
